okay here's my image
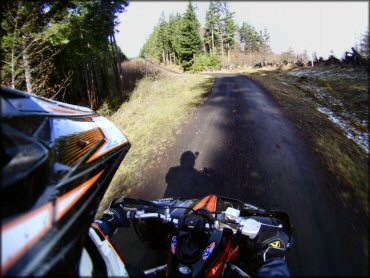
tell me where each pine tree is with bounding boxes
[178,2,203,70]
[222,5,237,55]
[140,26,162,60]
[168,13,183,65]
[204,1,223,55]
[158,13,171,64]
[238,22,261,52]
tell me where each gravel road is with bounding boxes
[112,74,367,276]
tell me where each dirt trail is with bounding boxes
[112,74,368,276]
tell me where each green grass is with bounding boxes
[243,67,369,214]
[97,74,215,214]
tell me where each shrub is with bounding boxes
[191,54,220,72]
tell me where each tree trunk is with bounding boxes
[220,32,224,57]
[311,52,314,67]
[85,62,92,108]
[87,60,100,110]
[100,59,109,98]
[110,35,121,96]
[211,29,215,56]
[91,61,101,109]
[22,36,33,92]
[10,4,21,89]
[84,34,98,110]
[227,48,230,65]
[111,34,124,96]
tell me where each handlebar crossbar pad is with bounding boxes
[116,197,154,207]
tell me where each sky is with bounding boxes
[115,1,369,59]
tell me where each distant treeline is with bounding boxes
[1,0,129,109]
[141,1,369,71]
[140,1,270,71]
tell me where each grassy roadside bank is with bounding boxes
[243,66,369,214]
[97,74,215,214]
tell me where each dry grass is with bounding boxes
[121,60,162,91]
[158,62,184,74]
[243,66,369,214]
[97,74,215,214]
[98,60,163,115]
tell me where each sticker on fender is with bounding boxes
[203,242,216,260]
[171,236,177,254]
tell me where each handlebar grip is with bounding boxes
[108,196,126,209]
[240,209,292,233]
[126,210,136,222]
[240,218,262,239]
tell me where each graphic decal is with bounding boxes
[171,236,177,254]
[269,240,282,248]
[202,242,216,260]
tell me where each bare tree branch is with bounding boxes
[28,47,63,75]
[50,71,73,100]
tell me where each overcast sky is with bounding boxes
[115,1,369,59]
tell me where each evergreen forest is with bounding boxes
[1,0,129,110]
[140,1,271,71]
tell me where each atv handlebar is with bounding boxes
[122,203,291,246]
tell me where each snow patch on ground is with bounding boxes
[288,67,367,80]
[311,85,369,153]
[280,81,291,86]
[285,67,369,153]
[317,106,369,153]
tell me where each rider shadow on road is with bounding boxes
[164,151,218,199]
